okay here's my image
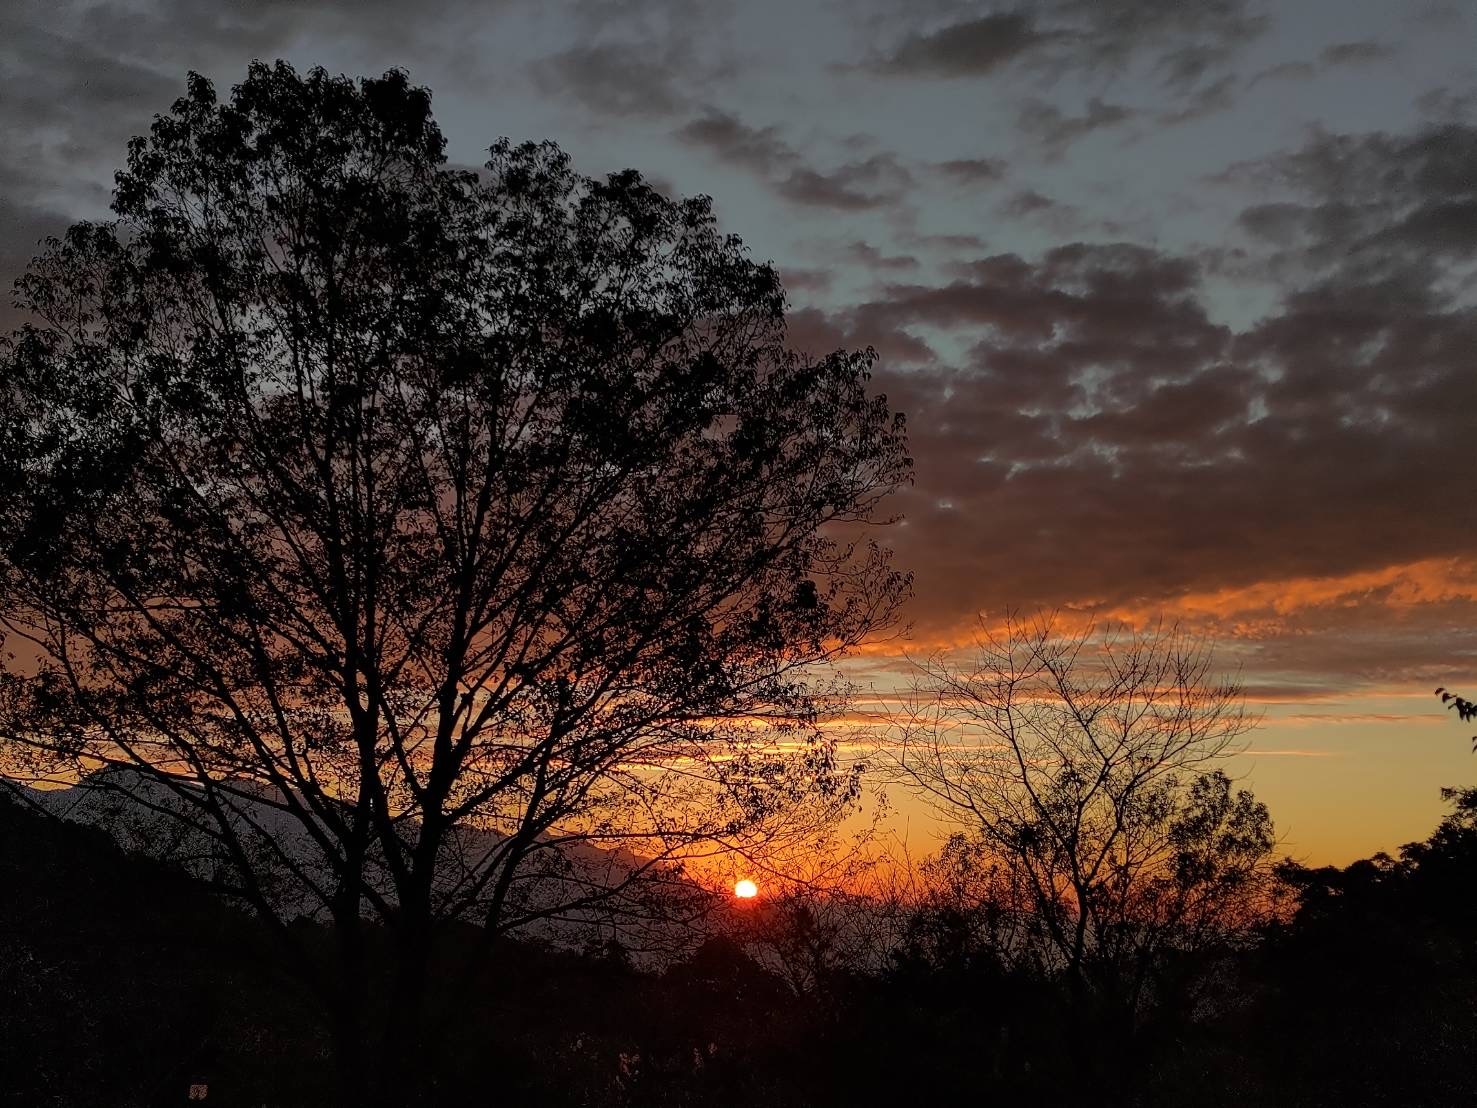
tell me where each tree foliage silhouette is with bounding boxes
[0,61,909,1106]
[1434,687,1477,751]
[1257,785,1477,1108]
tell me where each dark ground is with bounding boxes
[4,796,1477,1107]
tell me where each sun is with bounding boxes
[733,878,759,899]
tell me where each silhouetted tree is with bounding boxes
[886,617,1276,1095]
[0,61,909,1107]
[1239,786,1477,1107]
[1435,687,1477,751]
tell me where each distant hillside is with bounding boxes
[8,769,712,957]
[0,794,826,1108]
[0,795,326,1107]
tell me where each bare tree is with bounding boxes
[885,617,1275,1049]
[0,62,909,1106]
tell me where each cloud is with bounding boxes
[821,202,1477,686]
[1277,714,1442,728]
[529,1,733,118]
[5,1,1469,708]
[0,195,77,331]
[0,0,518,318]
[784,306,937,367]
[533,43,690,116]
[1239,683,1457,706]
[676,110,914,211]
[869,12,1053,78]
[0,8,203,322]
[859,1,1266,143]
[1409,2,1469,29]
[865,0,1268,90]
[776,154,915,211]
[1017,97,1136,153]
[933,157,1009,186]
[1319,40,1399,66]
[778,267,835,296]
[676,111,791,175]
[905,231,992,254]
[1000,189,1063,217]
[1247,60,1317,86]
[994,189,1103,235]
[1247,39,1397,89]
[836,241,920,272]
[858,242,1214,343]
[1224,122,1477,285]
[1416,86,1477,122]
[1159,74,1238,124]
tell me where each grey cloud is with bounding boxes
[784,306,937,367]
[529,2,733,119]
[0,195,76,332]
[1410,3,1468,28]
[1247,60,1317,86]
[1319,40,1399,66]
[0,12,190,319]
[1226,123,1477,284]
[0,0,513,313]
[830,218,1475,647]
[676,110,914,211]
[870,12,1053,77]
[1415,86,1477,123]
[1017,97,1136,153]
[1245,38,1398,90]
[0,20,182,203]
[675,111,791,175]
[856,242,1216,350]
[533,43,690,116]
[906,231,992,253]
[1000,189,1063,217]
[993,188,1117,236]
[1222,598,1477,697]
[933,157,1009,185]
[837,241,920,271]
[1079,0,1269,79]
[778,268,835,296]
[1159,74,1237,124]
[775,155,914,211]
[1156,41,1235,90]
[867,0,1268,91]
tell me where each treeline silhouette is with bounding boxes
[6,788,1477,1107]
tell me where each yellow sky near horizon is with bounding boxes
[839,638,1476,870]
[833,553,1477,870]
[840,703,1470,871]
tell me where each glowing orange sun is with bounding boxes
[734,879,759,899]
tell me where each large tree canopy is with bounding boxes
[0,61,908,1102]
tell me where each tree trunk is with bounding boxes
[373,895,437,1107]
[332,929,372,1108]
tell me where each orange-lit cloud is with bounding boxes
[1106,558,1477,626]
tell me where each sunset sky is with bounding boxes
[3,0,1475,864]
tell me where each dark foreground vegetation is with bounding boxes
[6,790,1477,1108]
